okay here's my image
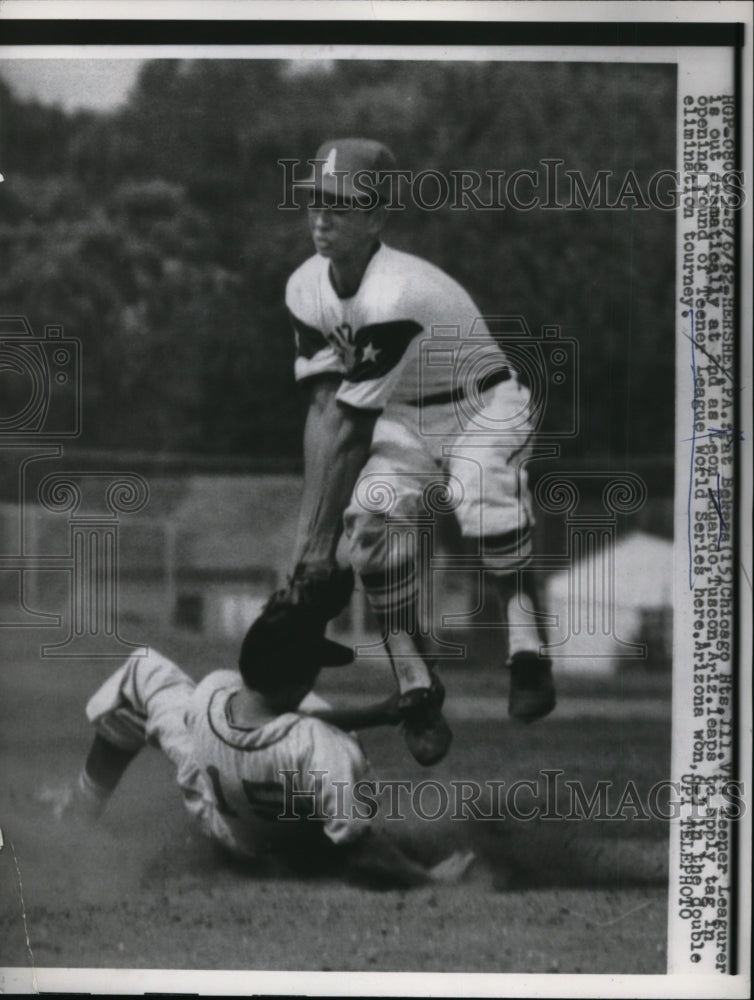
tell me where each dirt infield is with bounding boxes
[1,625,670,980]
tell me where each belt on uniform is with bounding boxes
[406,366,511,407]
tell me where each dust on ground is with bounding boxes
[1,626,670,977]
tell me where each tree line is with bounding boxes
[0,59,676,463]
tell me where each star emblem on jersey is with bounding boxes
[360,342,381,364]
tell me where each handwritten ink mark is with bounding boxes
[679,328,736,385]
[708,474,726,551]
[681,425,744,445]
[707,425,744,447]
[685,309,697,590]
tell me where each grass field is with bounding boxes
[0,622,671,982]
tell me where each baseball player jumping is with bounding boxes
[260,138,555,768]
[56,611,474,888]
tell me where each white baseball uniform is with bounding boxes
[286,242,535,613]
[85,649,371,858]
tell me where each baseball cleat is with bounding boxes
[398,676,453,766]
[507,651,556,722]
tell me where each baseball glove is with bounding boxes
[252,562,355,666]
[263,562,355,629]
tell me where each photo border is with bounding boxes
[0,2,750,997]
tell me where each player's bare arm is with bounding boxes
[304,688,402,732]
[294,377,378,571]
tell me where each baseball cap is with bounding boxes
[307,137,397,206]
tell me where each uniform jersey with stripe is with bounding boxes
[286,243,510,412]
[190,670,371,854]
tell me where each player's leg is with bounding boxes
[343,410,452,765]
[65,649,199,819]
[449,378,555,721]
[490,565,555,722]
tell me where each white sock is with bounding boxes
[386,631,433,694]
[506,590,543,659]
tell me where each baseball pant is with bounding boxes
[343,378,535,618]
[85,650,241,854]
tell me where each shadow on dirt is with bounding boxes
[471,819,669,891]
[134,808,669,894]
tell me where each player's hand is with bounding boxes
[428,849,476,884]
